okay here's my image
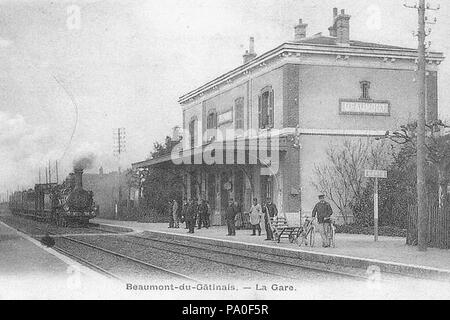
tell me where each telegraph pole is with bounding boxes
[113,128,126,174]
[416,0,428,251]
[404,1,440,251]
[113,128,126,219]
[48,160,52,184]
[56,160,59,184]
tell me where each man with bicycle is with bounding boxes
[312,194,333,247]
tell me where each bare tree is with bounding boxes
[312,139,391,224]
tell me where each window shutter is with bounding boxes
[258,94,262,129]
[269,89,274,128]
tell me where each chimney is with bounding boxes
[294,19,308,41]
[242,37,257,64]
[328,8,351,45]
[172,125,181,141]
[74,168,83,190]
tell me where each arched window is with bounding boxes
[360,81,371,100]
[235,97,244,130]
[258,86,274,129]
[206,110,217,130]
[189,116,197,148]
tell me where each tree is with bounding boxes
[125,135,186,219]
[149,136,179,159]
[312,139,391,224]
[380,120,450,207]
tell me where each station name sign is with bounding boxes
[339,99,390,116]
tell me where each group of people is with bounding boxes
[226,197,278,239]
[167,194,334,247]
[168,198,211,233]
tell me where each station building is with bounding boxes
[133,8,444,225]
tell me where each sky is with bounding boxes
[0,0,449,194]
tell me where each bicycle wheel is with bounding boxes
[309,226,315,247]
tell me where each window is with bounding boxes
[189,116,197,148]
[206,110,217,142]
[235,97,244,130]
[258,87,274,129]
[360,81,371,100]
[206,110,217,130]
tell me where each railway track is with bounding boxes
[55,235,200,282]
[7,216,357,282]
[121,234,370,281]
[2,214,420,284]
[7,220,199,283]
[3,214,366,282]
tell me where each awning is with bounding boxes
[132,134,291,170]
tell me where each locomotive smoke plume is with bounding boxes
[73,152,96,171]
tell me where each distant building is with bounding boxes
[83,169,133,219]
[133,8,444,225]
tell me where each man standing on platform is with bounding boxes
[168,200,174,228]
[249,198,262,236]
[312,194,333,247]
[185,198,197,234]
[198,199,209,229]
[181,198,188,229]
[226,199,237,236]
[172,199,179,228]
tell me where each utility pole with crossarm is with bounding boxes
[404,0,440,251]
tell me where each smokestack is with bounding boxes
[242,37,257,64]
[74,168,83,190]
[328,8,351,45]
[294,19,308,41]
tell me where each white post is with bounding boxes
[374,177,379,242]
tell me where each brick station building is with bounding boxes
[133,8,444,226]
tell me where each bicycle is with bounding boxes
[295,216,315,247]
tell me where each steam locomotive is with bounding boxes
[9,168,97,227]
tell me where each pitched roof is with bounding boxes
[179,35,444,104]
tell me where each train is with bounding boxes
[9,168,98,227]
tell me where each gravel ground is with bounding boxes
[116,234,360,283]
[72,234,290,282]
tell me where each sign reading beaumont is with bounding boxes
[340,100,390,116]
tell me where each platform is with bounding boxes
[0,221,117,299]
[93,218,450,278]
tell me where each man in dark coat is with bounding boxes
[167,200,174,228]
[198,199,209,229]
[185,198,197,233]
[262,198,278,240]
[225,199,237,236]
[312,194,333,247]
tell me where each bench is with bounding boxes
[270,216,302,243]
